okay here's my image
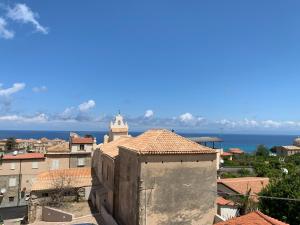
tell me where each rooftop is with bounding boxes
[215,211,289,225]
[47,142,70,153]
[2,153,45,160]
[120,129,216,155]
[281,145,300,151]
[216,196,235,206]
[228,148,244,154]
[71,137,94,144]
[32,167,94,191]
[218,177,269,198]
[101,136,132,158]
[221,152,233,156]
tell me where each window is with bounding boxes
[10,163,16,170]
[51,160,59,170]
[8,196,14,202]
[32,162,38,169]
[78,158,85,167]
[9,178,17,187]
[42,193,49,197]
[106,165,109,181]
[80,144,84,150]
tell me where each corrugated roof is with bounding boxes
[215,211,289,225]
[2,153,45,160]
[101,136,132,158]
[120,129,216,155]
[71,137,94,144]
[32,167,92,191]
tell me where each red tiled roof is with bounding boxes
[221,152,232,156]
[71,137,94,144]
[216,197,235,206]
[101,136,132,158]
[32,168,93,191]
[120,129,216,155]
[2,153,45,160]
[228,148,244,154]
[215,211,289,225]
[218,177,269,201]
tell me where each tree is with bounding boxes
[5,137,17,151]
[255,145,269,158]
[259,173,300,225]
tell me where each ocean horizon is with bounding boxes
[0,130,297,153]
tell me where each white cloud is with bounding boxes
[7,3,48,34]
[32,86,47,93]
[179,112,194,122]
[0,83,25,97]
[0,17,14,39]
[78,100,96,112]
[0,113,48,123]
[144,110,154,118]
[261,120,282,128]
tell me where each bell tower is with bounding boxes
[107,113,129,142]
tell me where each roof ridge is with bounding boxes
[255,211,288,225]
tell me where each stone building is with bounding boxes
[93,129,217,225]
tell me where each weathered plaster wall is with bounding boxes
[138,154,217,225]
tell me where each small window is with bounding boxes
[78,158,85,167]
[80,144,84,150]
[51,160,59,170]
[106,165,109,181]
[32,162,38,169]
[8,196,14,202]
[10,163,16,170]
[9,178,17,187]
[42,193,49,197]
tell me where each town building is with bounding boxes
[0,153,46,209]
[228,148,244,155]
[215,210,289,225]
[217,177,269,202]
[93,129,217,225]
[276,145,300,156]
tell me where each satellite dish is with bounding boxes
[13,151,18,156]
[0,188,7,194]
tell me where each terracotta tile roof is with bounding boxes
[71,137,94,144]
[218,177,269,199]
[101,136,132,158]
[215,211,289,225]
[2,153,45,160]
[110,127,128,133]
[228,148,244,154]
[32,167,92,191]
[221,152,233,156]
[47,142,70,153]
[120,129,216,155]
[216,197,235,206]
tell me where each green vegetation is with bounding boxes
[259,173,300,225]
[5,137,17,151]
[221,145,300,224]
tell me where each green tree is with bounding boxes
[255,145,269,158]
[259,173,300,225]
[5,137,17,151]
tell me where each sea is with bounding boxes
[0,130,297,153]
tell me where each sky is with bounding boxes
[1,1,300,134]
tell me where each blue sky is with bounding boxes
[1,1,300,133]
